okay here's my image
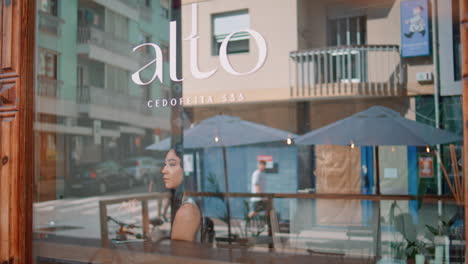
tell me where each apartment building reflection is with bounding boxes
[35,0,174,201]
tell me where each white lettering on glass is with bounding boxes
[131,3,268,85]
[169,21,183,82]
[219,29,267,75]
[131,43,163,85]
[185,3,217,79]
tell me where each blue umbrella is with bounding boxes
[147,115,296,241]
[295,106,461,146]
[147,115,296,150]
[295,105,461,258]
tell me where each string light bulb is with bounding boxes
[214,136,219,143]
[350,141,355,149]
[286,137,292,145]
[426,146,430,153]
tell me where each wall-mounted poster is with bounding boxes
[400,0,430,57]
[419,155,434,178]
[257,155,278,173]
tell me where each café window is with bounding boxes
[212,10,250,55]
[39,0,58,16]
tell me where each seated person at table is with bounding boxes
[162,148,201,242]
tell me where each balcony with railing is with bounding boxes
[77,85,150,116]
[289,45,404,99]
[77,26,134,57]
[77,25,149,71]
[37,76,63,97]
[38,10,64,36]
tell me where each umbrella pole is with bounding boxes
[373,146,381,260]
[222,147,232,243]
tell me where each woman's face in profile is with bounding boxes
[162,149,184,189]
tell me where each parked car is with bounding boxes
[121,157,161,185]
[66,160,133,196]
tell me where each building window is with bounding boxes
[106,65,129,93]
[89,61,105,88]
[212,10,250,56]
[105,10,129,41]
[328,16,366,46]
[38,48,58,79]
[327,16,366,82]
[78,8,103,29]
[160,0,170,19]
[39,0,58,16]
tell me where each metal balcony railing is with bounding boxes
[290,45,403,98]
[77,26,134,58]
[77,85,90,104]
[38,11,64,36]
[37,76,63,97]
[77,85,150,115]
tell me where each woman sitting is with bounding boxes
[161,148,201,242]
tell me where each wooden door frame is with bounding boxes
[0,0,35,263]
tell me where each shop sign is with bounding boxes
[131,3,268,85]
[400,0,430,57]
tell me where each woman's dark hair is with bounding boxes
[168,147,185,226]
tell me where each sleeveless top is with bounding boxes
[181,196,202,242]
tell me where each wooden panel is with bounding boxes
[0,0,20,78]
[0,0,35,262]
[0,111,18,264]
[0,78,18,111]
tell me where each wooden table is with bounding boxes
[34,236,373,264]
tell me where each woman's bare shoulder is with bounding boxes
[176,202,201,219]
[171,202,201,241]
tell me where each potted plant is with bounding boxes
[388,202,427,263]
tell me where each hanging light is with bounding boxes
[426,146,430,153]
[214,136,219,143]
[350,141,355,149]
[286,137,292,145]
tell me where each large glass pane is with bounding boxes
[33,0,465,263]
